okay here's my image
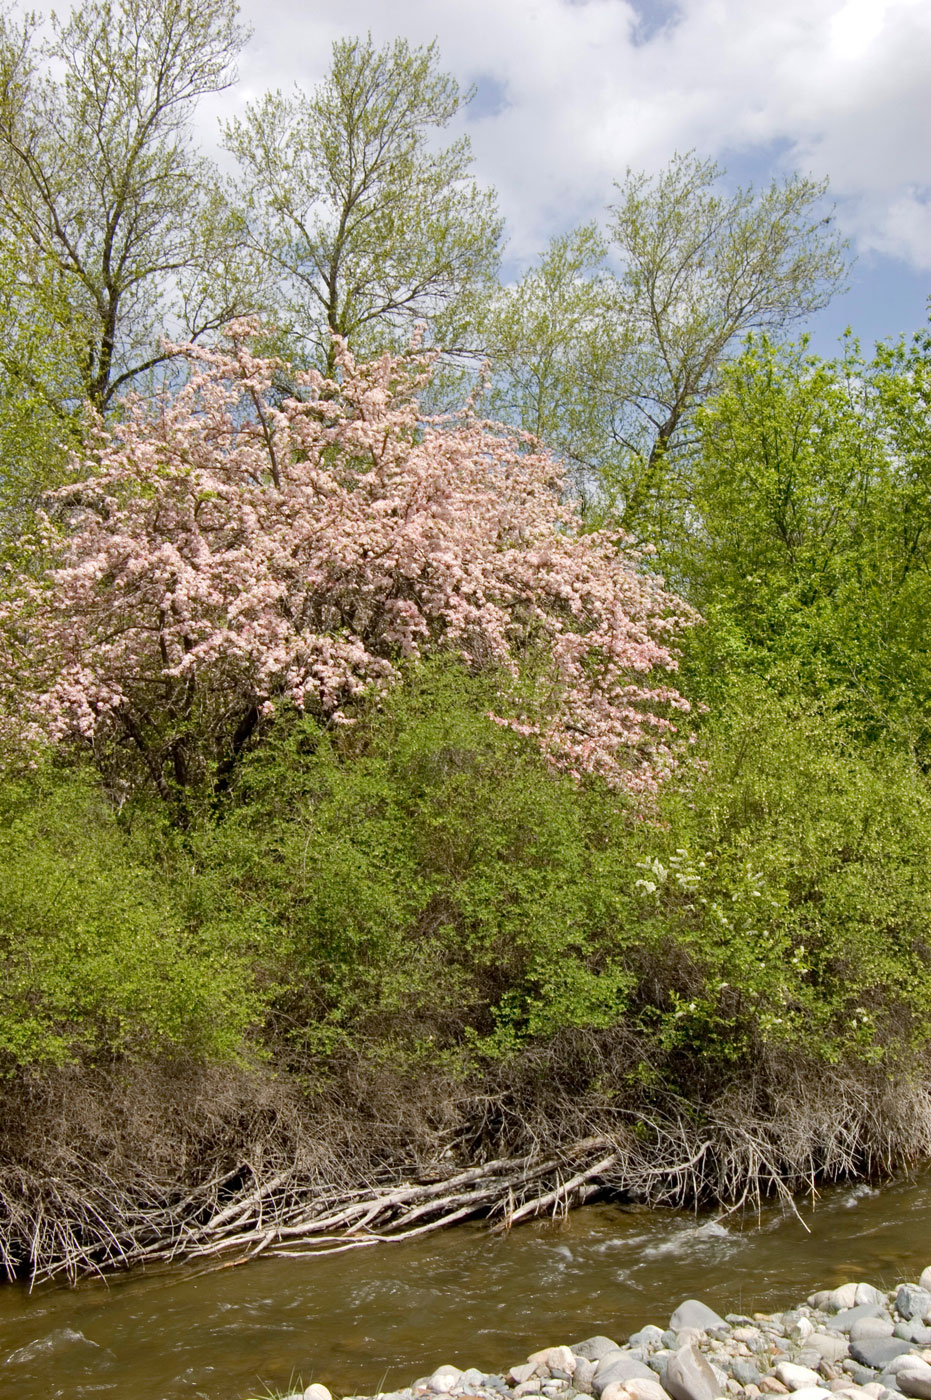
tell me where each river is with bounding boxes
[3,1172,931,1400]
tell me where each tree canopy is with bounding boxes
[0,0,249,410]
[225,35,503,376]
[2,325,694,818]
[486,153,848,536]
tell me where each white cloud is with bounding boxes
[209,0,931,269]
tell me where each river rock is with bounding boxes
[574,1339,625,1363]
[897,1375,931,1400]
[664,1343,724,1400]
[428,1366,463,1393]
[786,1389,832,1400]
[732,1360,763,1387]
[529,1347,577,1377]
[850,1341,912,1371]
[775,1363,824,1390]
[573,1359,598,1393]
[808,1336,850,1363]
[626,1378,674,1400]
[886,1361,931,1381]
[303,1387,333,1400]
[857,1289,889,1309]
[832,1290,864,1313]
[897,1290,931,1323]
[920,1271,931,1294]
[895,1325,931,1346]
[595,1353,658,1394]
[831,1309,891,1335]
[670,1302,728,1334]
[851,1321,896,1343]
[630,1328,669,1349]
[510,1364,540,1386]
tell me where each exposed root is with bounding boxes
[2,1038,931,1286]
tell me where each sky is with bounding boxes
[199,0,931,358]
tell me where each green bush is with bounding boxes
[205,659,931,1076]
[0,766,264,1068]
[7,659,930,1084]
[635,681,931,1068]
[205,660,642,1060]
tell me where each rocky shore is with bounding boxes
[279,1269,931,1400]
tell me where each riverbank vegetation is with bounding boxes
[0,0,930,1284]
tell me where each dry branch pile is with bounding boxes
[2,1046,931,1287]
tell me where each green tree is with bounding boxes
[487,153,847,539]
[0,233,84,567]
[225,35,503,375]
[0,0,249,411]
[682,328,931,758]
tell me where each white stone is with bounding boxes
[831,1287,861,1312]
[807,1335,849,1362]
[886,1358,931,1379]
[428,1367,463,1394]
[624,1378,672,1400]
[774,1363,823,1391]
[303,1387,333,1400]
[920,1269,931,1294]
[529,1347,577,1377]
[786,1389,831,1400]
[856,1286,887,1308]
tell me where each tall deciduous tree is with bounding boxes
[488,153,848,540]
[3,324,694,818]
[225,36,503,375]
[0,0,249,411]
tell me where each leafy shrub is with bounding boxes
[634,681,931,1069]
[0,766,264,1068]
[205,660,931,1077]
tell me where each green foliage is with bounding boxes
[203,661,640,1060]
[4,660,931,1086]
[0,764,263,1069]
[680,328,931,758]
[635,682,931,1068]
[0,235,81,566]
[198,660,931,1078]
[0,0,249,410]
[225,34,502,375]
[485,153,847,535]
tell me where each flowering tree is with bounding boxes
[4,322,696,814]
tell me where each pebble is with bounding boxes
[338,1268,931,1400]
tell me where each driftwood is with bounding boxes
[4,1050,931,1287]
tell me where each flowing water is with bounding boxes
[3,1172,931,1400]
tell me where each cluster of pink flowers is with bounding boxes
[8,323,697,794]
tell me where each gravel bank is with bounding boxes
[280,1267,931,1400]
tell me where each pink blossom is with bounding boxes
[2,323,698,800]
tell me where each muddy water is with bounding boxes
[3,1173,931,1400]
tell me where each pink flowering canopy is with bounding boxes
[7,322,696,806]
